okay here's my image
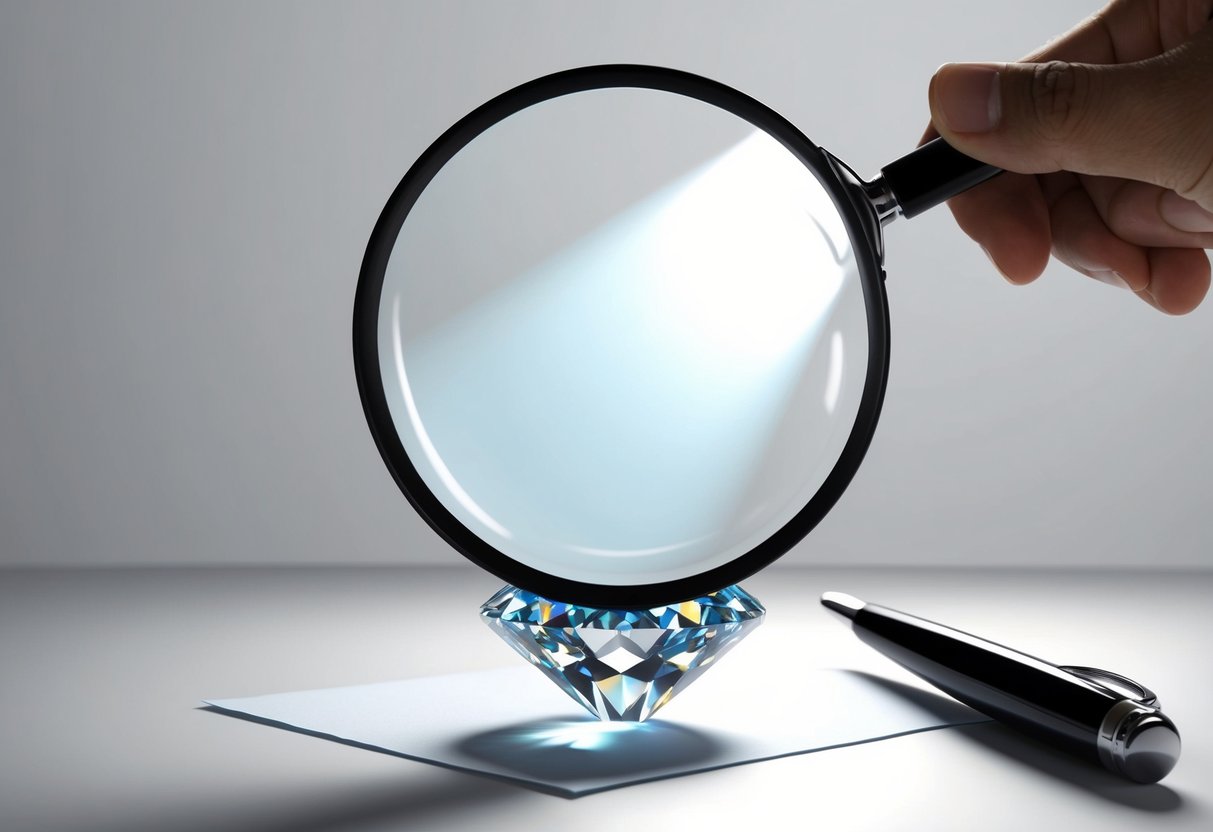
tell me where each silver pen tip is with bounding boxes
[821,591,865,620]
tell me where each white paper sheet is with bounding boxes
[205,664,987,796]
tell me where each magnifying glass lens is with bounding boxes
[373,85,875,596]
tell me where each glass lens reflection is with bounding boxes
[380,88,867,586]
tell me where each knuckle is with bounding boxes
[1181,152,1213,210]
[1029,61,1093,146]
[1167,43,1213,203]
[1176,104,1213,206]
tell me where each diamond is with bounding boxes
[480,584,764,722]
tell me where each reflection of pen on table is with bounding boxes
[821,592,1180,784]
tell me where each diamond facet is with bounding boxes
[480,584,764,722]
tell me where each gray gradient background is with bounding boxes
[1,0,1210,571]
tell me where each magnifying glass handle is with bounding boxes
[875,138,1001,221]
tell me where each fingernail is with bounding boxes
[980,245,1013,282]
[1138,286,1164,312]
[1089,270,1130,290]
[1159,190,1213,233]
[934,64,1002,133]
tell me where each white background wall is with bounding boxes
[1,0,1210,570]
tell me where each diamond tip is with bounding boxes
[821,592,864,621]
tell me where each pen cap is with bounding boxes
[1098,701,1181,784]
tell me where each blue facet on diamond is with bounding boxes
[480,584,764,722]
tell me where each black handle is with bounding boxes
[879,137,1001,219]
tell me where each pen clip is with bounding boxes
[1060,665,1159,709]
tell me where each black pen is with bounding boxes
[821,592,1180,784]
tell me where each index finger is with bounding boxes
[1028,0,1213,65]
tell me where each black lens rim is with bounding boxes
[353,64,890,608]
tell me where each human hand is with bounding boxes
[927,0,1213,314]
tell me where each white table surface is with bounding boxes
[1,565,1208,831]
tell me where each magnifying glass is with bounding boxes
[354,65,999,611]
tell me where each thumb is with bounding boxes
[928,39,1213,207]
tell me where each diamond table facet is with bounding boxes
[480,584,764,722]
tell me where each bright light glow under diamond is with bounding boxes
[480,584,764,722]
